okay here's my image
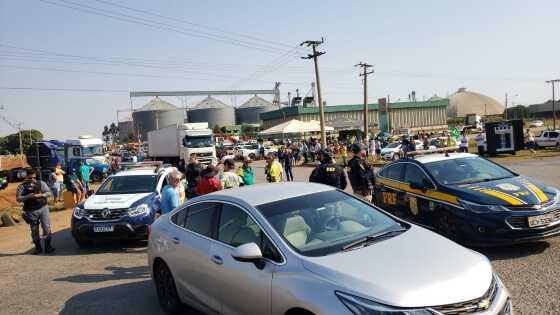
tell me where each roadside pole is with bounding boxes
[301,39,327,149]
[355,62,374,142]
[546,79,559,130]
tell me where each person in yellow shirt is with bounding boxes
[341,144,348,166]
[265,154,283,183]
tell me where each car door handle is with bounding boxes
[210,255,223,265]
[172,237,180,244]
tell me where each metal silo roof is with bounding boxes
[194,96,230,109]
[138,97,178,111]
[238,95,274,108]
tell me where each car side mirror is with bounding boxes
[232,243,263,262]
[409,181,425,191]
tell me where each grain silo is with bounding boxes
[132,97,185,141]
[447,87,504,118]
[188,96,235,128]
[235,95,277,125]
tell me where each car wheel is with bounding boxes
[249,153,256,160]
[392,154,400,160]
[434,212,459,241]
[155,261,182,314]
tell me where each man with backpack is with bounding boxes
[347,144,375,202]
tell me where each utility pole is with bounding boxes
[301,38,326,148]
[355,62,374,141]
[546,79,559,130]
[504,93,508,120]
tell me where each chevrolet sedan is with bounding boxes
[148,182,512,315]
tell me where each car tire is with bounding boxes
[434,212,462,241]
[249,153,256,160]
[74,235,93,248]
[154,261,182,314]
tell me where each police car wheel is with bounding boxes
[434,212,458,240]
[155,261,182,314]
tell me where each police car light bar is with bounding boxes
[119,161,163,171]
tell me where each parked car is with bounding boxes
[71,165,173,246]
[374,153,560,245]
[234,143,260,160]
[148,182,511,315]
[529,120,544,128]
[535,130,560,148]
[380,140,436,160]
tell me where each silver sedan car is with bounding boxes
[148,183,512,315]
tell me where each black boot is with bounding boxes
[32,241,42,255]
[44,238,56,254]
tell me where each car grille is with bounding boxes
[430,276,498,315]
[195,152,213,158]
[84,208,128,221]
[506,208,560,229]
[505,197,555,211]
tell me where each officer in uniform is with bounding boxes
[347,144,375,202]
[16,169,55,255]
[309,150,347,190]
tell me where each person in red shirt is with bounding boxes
[196,165,222,196]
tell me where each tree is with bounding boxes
[102,125,110,144]
[1,129,43,154]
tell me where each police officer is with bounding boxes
[309,150,347,190]
[16,169,55,255]
[347,144,375,202]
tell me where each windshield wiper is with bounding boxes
[342,228,407,252]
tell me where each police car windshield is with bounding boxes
[96,175,157,195]
[257,191,404,257]
[424,157,515,185]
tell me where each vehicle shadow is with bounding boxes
[59,280,205,315]
[473,241,550,261]
[54,265,149,283]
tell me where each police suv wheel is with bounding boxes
[155,261,182,314]
[435,212,459,240]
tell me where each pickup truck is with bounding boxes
[535,130,560,148]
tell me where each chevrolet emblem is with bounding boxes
[478,298,491,310]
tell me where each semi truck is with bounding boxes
[65,135,106,163]
[147,123,216,167]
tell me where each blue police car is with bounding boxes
[374,153,560,245]
[71,165,173,246]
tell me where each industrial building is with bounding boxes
[527,100,557,119]
[117,119,134,143]
[132,97,185,141]
[447,87,504,118]
[188,96,236,128]
[260,99,449,133]
[235,95,277,125]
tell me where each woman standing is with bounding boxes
[54,164,65,203]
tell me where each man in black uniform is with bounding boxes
[185,154,202,199]
[309,150,347,190]
[16,169,55,255]
[346,144,375,202]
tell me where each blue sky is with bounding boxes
[0,0,558,139]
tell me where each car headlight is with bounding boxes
[128,203,149,217]
[336,291,433,315]
[73,207,87,219]
[459,199,508,213]
[546,187,560,204]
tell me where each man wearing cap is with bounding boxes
[347,144,375,202]
[309,150,347,190]
[237,157,255,186]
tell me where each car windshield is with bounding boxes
[82,145,104,156]
[424,156,515,185]
[385,142,401,149]
[183,135,214,148]
[96,175,156,195]
[257,191,404,257]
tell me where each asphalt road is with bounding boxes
[0,157,559,315]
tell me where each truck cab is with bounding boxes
[65,135,106,164]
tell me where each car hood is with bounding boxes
[449,176,554,206]
[301,226,492,308]
[84,193,153,209]
[380,147,399,154]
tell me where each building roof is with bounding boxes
[138,97,178,111]
[428,94,444,101]
[194,96,230,109]
[528,100,555,113]
[238,95,274,109]
[260,99,449,121]
[447,88,504,118]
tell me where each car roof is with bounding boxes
[413,153,478,164]
[113,168,170,177]
[206,182,335,206]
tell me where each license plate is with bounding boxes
[93,224,114,232]
[528,213,556,227]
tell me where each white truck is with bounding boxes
[66,135,106,163]
[147,123,217,167]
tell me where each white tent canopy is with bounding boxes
[259,119,333,135]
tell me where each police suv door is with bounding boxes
[375,162,407,215]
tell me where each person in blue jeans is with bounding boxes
[160,170,181,215]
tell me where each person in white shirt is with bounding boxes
[459,131,469,153]
[475,133,486,155]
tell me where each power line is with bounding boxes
[0,86,129,93]
[39,0,301,56]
